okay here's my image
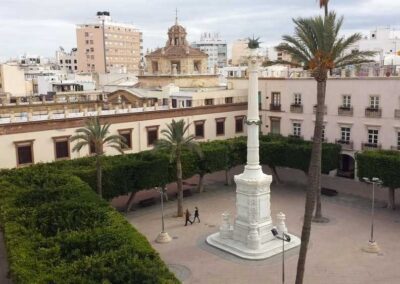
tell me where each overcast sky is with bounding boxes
[1,0,399,61]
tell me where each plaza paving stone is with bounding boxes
[125,167,400,284]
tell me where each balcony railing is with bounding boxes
[313,105,327,114]
[290,104,303,113]
[361,142,382,150]
[391,146,400,151]
[395,109,400,119]
[335,139,354,150]
[338,106,353,116]
[365,107,382,118]
[270,104,281,111]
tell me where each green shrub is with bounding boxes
[0,175,179,284]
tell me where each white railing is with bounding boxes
[0,96,247,125]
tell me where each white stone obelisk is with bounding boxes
[207,45,300,260]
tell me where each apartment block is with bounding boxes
[76,12,142,74]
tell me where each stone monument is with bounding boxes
[206,38,300,260]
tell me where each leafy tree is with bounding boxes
[276,12,374,284]
[155,119,201,217]
[70,117,126,198]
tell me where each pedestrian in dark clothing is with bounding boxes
[192,206,200,223]
[185,209,192,226]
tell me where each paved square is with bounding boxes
[126,168,400,284]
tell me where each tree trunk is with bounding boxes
[314,80,327,222]
[271,165,282,184]
[125,191,136,213]
[296,79,326,284]
[176,153,184,217]
[96,155,102,198]
[197,173,205,193]
[314,168,323,220]
[388,187,396,210]
[325,4,328,17]
[225,169,231,186]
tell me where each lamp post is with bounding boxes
[271,228,291,284]
[155,186,172,243]
[362,177,382,253]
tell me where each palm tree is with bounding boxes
[155,119,201,217]
[70,117,126,198]
[319,0,329,16]
[276,13,374,284]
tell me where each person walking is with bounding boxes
[185,209,192,226]
[192,206,200,223]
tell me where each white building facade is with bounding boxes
[191,33,227,72]
[56,48,78,73]
[230,72,400,179]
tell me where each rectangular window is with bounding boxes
[216,118,225,136]
[271,92,281,106]
[370,96,379,109]
[292,122,301,137]
[53,136,70,160]
[294,93,302,105]
[398,132,400,147]
[118,129,132,149]
[146,126,159,146]
[225,97,233,104]
[270,117,281,134]
[235,116,244,133]
[342,95,351,108]
[194,120,205,138]
[368,129,379,145]
[14,140,34,166]
[171,99,177,108]
[341,127,351,142]
[205,99,214,106]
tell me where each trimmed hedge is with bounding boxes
[0,171,178,284]
[0,135,340,201]
[356,150,400,208]
[356,150,400,188]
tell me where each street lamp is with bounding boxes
[271,228,291,284]
[362,177,382,253]
[155,186,172,243]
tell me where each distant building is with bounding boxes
[37,73,96,96]
[56,47,78,73]
[0,63,28,97]
[145,18,208,75]
[76,11,143,74]
[231,39,249,66]
[350,27,400,64]
[191,33,227,72]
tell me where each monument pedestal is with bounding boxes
[206,166,300,260]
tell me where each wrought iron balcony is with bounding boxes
[290,104,303,113]
[313,105,327,114]
[361,142,381,150]
[365,107,382,118]
[338,106,353,116]
[335,139,354,150]
[270,104,281,111]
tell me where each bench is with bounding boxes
[175,188,193,198]
[138,197,157,207]
[321,187,338,197]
